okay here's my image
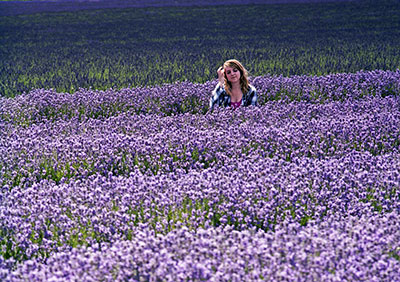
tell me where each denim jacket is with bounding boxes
[209,84,257,111]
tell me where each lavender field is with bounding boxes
[1,69,400,281]
[1,0,400,281]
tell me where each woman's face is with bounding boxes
[224,66,241,84]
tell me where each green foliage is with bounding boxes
[1,0,400,97]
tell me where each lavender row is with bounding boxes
[5,215,400,281]
[2,96,399,189]
[0,81,213,126]
[4,215,400,282]
[0,0,359,16]
[1,69,399,126]
[2,156,400,281]
[253,69,400,103]
[1,149,399,270]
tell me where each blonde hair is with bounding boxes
[223,59,250,96]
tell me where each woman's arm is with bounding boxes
[251,88,258,106]
[210,66,227,111]
[217,66,225,87]
[209,84,225,111]
[246,85,258,106]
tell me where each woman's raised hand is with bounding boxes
[217,66,225,86]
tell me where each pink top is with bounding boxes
[230,99,242,109]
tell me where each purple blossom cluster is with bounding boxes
[4,216,400,281]
[253,69,400,104]
[1,93,399,189]
[2,152,400,270]
[1,69,399,125]
[1,70,400,280]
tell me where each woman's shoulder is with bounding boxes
[244,84,258,106]
[213,83,227,94]
[247,84,257,94]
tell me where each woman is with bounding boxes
[209,59,257,110]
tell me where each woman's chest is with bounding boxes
[230,89,243,98]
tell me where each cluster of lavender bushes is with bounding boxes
[1,70,400,281]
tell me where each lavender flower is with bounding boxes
[1,70,399,280]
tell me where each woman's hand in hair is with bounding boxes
[217,66,225,87]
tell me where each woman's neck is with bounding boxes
[231,81,241,90]
[230,82,242,102]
